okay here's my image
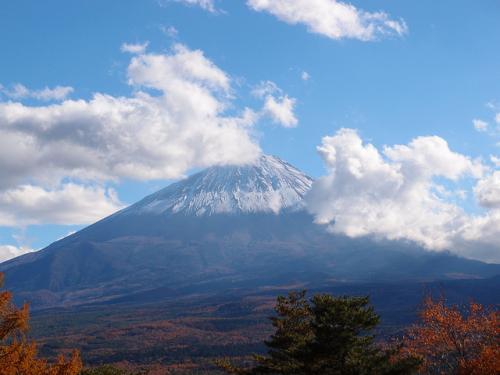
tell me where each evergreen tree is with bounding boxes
[217,291,419,374]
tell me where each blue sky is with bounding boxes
[0,0,499,261]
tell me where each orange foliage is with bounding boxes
[0,273,82,375]
[402,295,499,375]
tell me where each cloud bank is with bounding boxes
[0,245,35,263]
[306,128,500,262]
[0,43,267,232]
[0,184,122,226]
[0,42,283,261]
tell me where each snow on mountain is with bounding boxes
[124,155,313,216]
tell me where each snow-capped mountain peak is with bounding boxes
[126,155,313,216]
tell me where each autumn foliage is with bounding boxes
[401,295,499,375]
[0,272,82,375]
[1,270,499,375]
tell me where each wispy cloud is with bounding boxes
[121,41,149,54]
[1,83,73,101]
[473,118,488,132]
[163,0,217,12]
[473,102,500,139]
[161,25,179,37]
[247,0,407,41]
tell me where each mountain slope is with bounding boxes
[1,155,498,308]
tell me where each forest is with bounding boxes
[1,273,498,374]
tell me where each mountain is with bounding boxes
[1,155,499,308]
[123,154,313,217]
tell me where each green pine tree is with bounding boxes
[217,291,419,374]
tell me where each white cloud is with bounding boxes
[473,118,488,132]
[252,80,280,98]
[167,0,216,12]
[474,171,500,209]
[128,44,230,93]
[472,103,500,144]
[0,245,35,263]
[0,43,263,227]
[301,71,310,81]
[252,80,298,127]
[1,84,73,101]
[4,84,30,99]
[0,44,260,186]
[263,95,298,128]
[0,184,123,226]
[161,25,179,37]
[121,41,149,54]
[306,129,500,262]
[247,0,407,41]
